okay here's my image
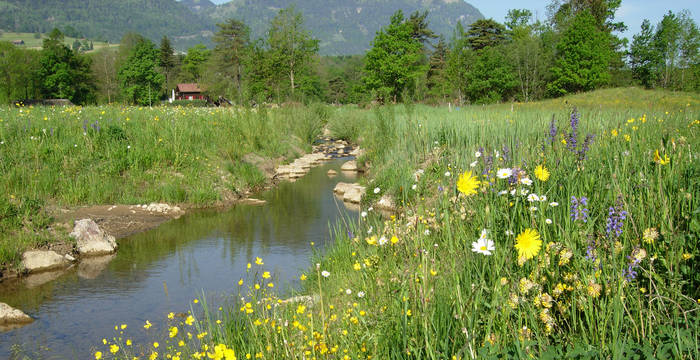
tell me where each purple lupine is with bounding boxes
[502,145,510,163]
[567,109,579,153]
[570,196,589,222]
[547,116,557,144]
[577,134,595,162]
[605,197,628,239]
[82,120,88,133]
[623,253,642,282]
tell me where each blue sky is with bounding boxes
[209,0,699,42]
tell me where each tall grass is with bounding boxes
[0,104,329,267]
[87,88,699,359]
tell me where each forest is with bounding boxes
[0,0,698,106]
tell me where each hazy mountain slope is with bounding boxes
[0,0,214,49]
[208,0,483,55]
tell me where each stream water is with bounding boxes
[0,160,359,359]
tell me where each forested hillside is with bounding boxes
[208,0,483,55]
[0,0,482,55]
[0,0,214,49]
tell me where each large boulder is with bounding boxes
[341,160,359,172]
[343,186,366,204]
[0,303,33,330]
[22,250,70,273]
[70,219,118,256]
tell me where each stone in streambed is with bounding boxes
[21,250,70,273]
[0,302,33,331]
[70,219,118,256]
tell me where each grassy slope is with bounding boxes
[0,104,329,268]
[0,31,115,51]
[95,87,700,360]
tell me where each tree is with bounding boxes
[209,19,250,101]
[38,28,95,104]
[180,44,210,83]
[267,6,319,100]
[407,10,438,46]
[425,37,451,103]
[547,11,612,96]
[505,10,550,101]
[465,46,517,103]
[363,10,425,103]
[446,21,474,104]
[629,20,660,88]
[90,48,119,103]
[117,39,164,105]
[159,36,176,89]
[653,11,700,90]
[0,42,41,102]
[467,19,507,51]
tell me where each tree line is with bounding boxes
[0,1,698,106]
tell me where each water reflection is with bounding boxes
[0,160,359,359]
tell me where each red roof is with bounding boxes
[176,83,202,93]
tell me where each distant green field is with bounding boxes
[0,31,117,52]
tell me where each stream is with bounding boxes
[0,159,359,359]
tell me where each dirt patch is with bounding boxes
[53,205,183,240]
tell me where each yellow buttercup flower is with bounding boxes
[515,228,542,261]
[110,344,119,354]
[169,326,179,338]
[94,351,102,360]
[255,257,264,265]
[457,170,480,196]
[654,149,670,165]
[534,165,550,182]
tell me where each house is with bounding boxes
[174,83,205,101]
[12,40,25,46]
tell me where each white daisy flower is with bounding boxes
[549,202,559,207]
[471,237,495,256]
[361,211,367,218]
[411,184,418,190]
[520,189,529,196]
[321,271,330,278]
[346,289,352,295]
[378,236,388,246]
[529,206,538,212]
[475,151,482,158]
[539,195,547,202]
[496,168,513,179]
[444,171,451,177]
[527,193,540,202]
[470,161,478,168]
[373,187,380,194]
[546,218,553,224]
[520,178,533,186]
[357,291,365,298]
[505,230,514,236]
[498,190,508,196]
[510,189,517,196]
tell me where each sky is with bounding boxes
[209,0,699,42]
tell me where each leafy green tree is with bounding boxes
[363,10,425,103]
[467,19,507,51]
[118,39,164,105]
[629,20,660,88]
[159,36,176,89]
[38,28,95,104]
[209,19,251,101]
[446,21,474,104]
[181,44,210,83]
[653,10,700,90]
[547,11,612,96]
[0,42,41,102]
[267,6,320,100]
[90,48,120,103]
[465,46,517,103]
[425,36,451,103]
[505,10,551,101]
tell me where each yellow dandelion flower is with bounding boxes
[514,228,542,261]
[390,236,399,244]
[300,274,307,280]
[353,263,361,271]
[126,339,132,346]
[94,351,103,360]
[457,171,480,196]
[297,305,306,314]
[110,344,119,354]
[534,165,550,182]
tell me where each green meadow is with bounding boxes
[0,31,114,51]
[70,87,700,359]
